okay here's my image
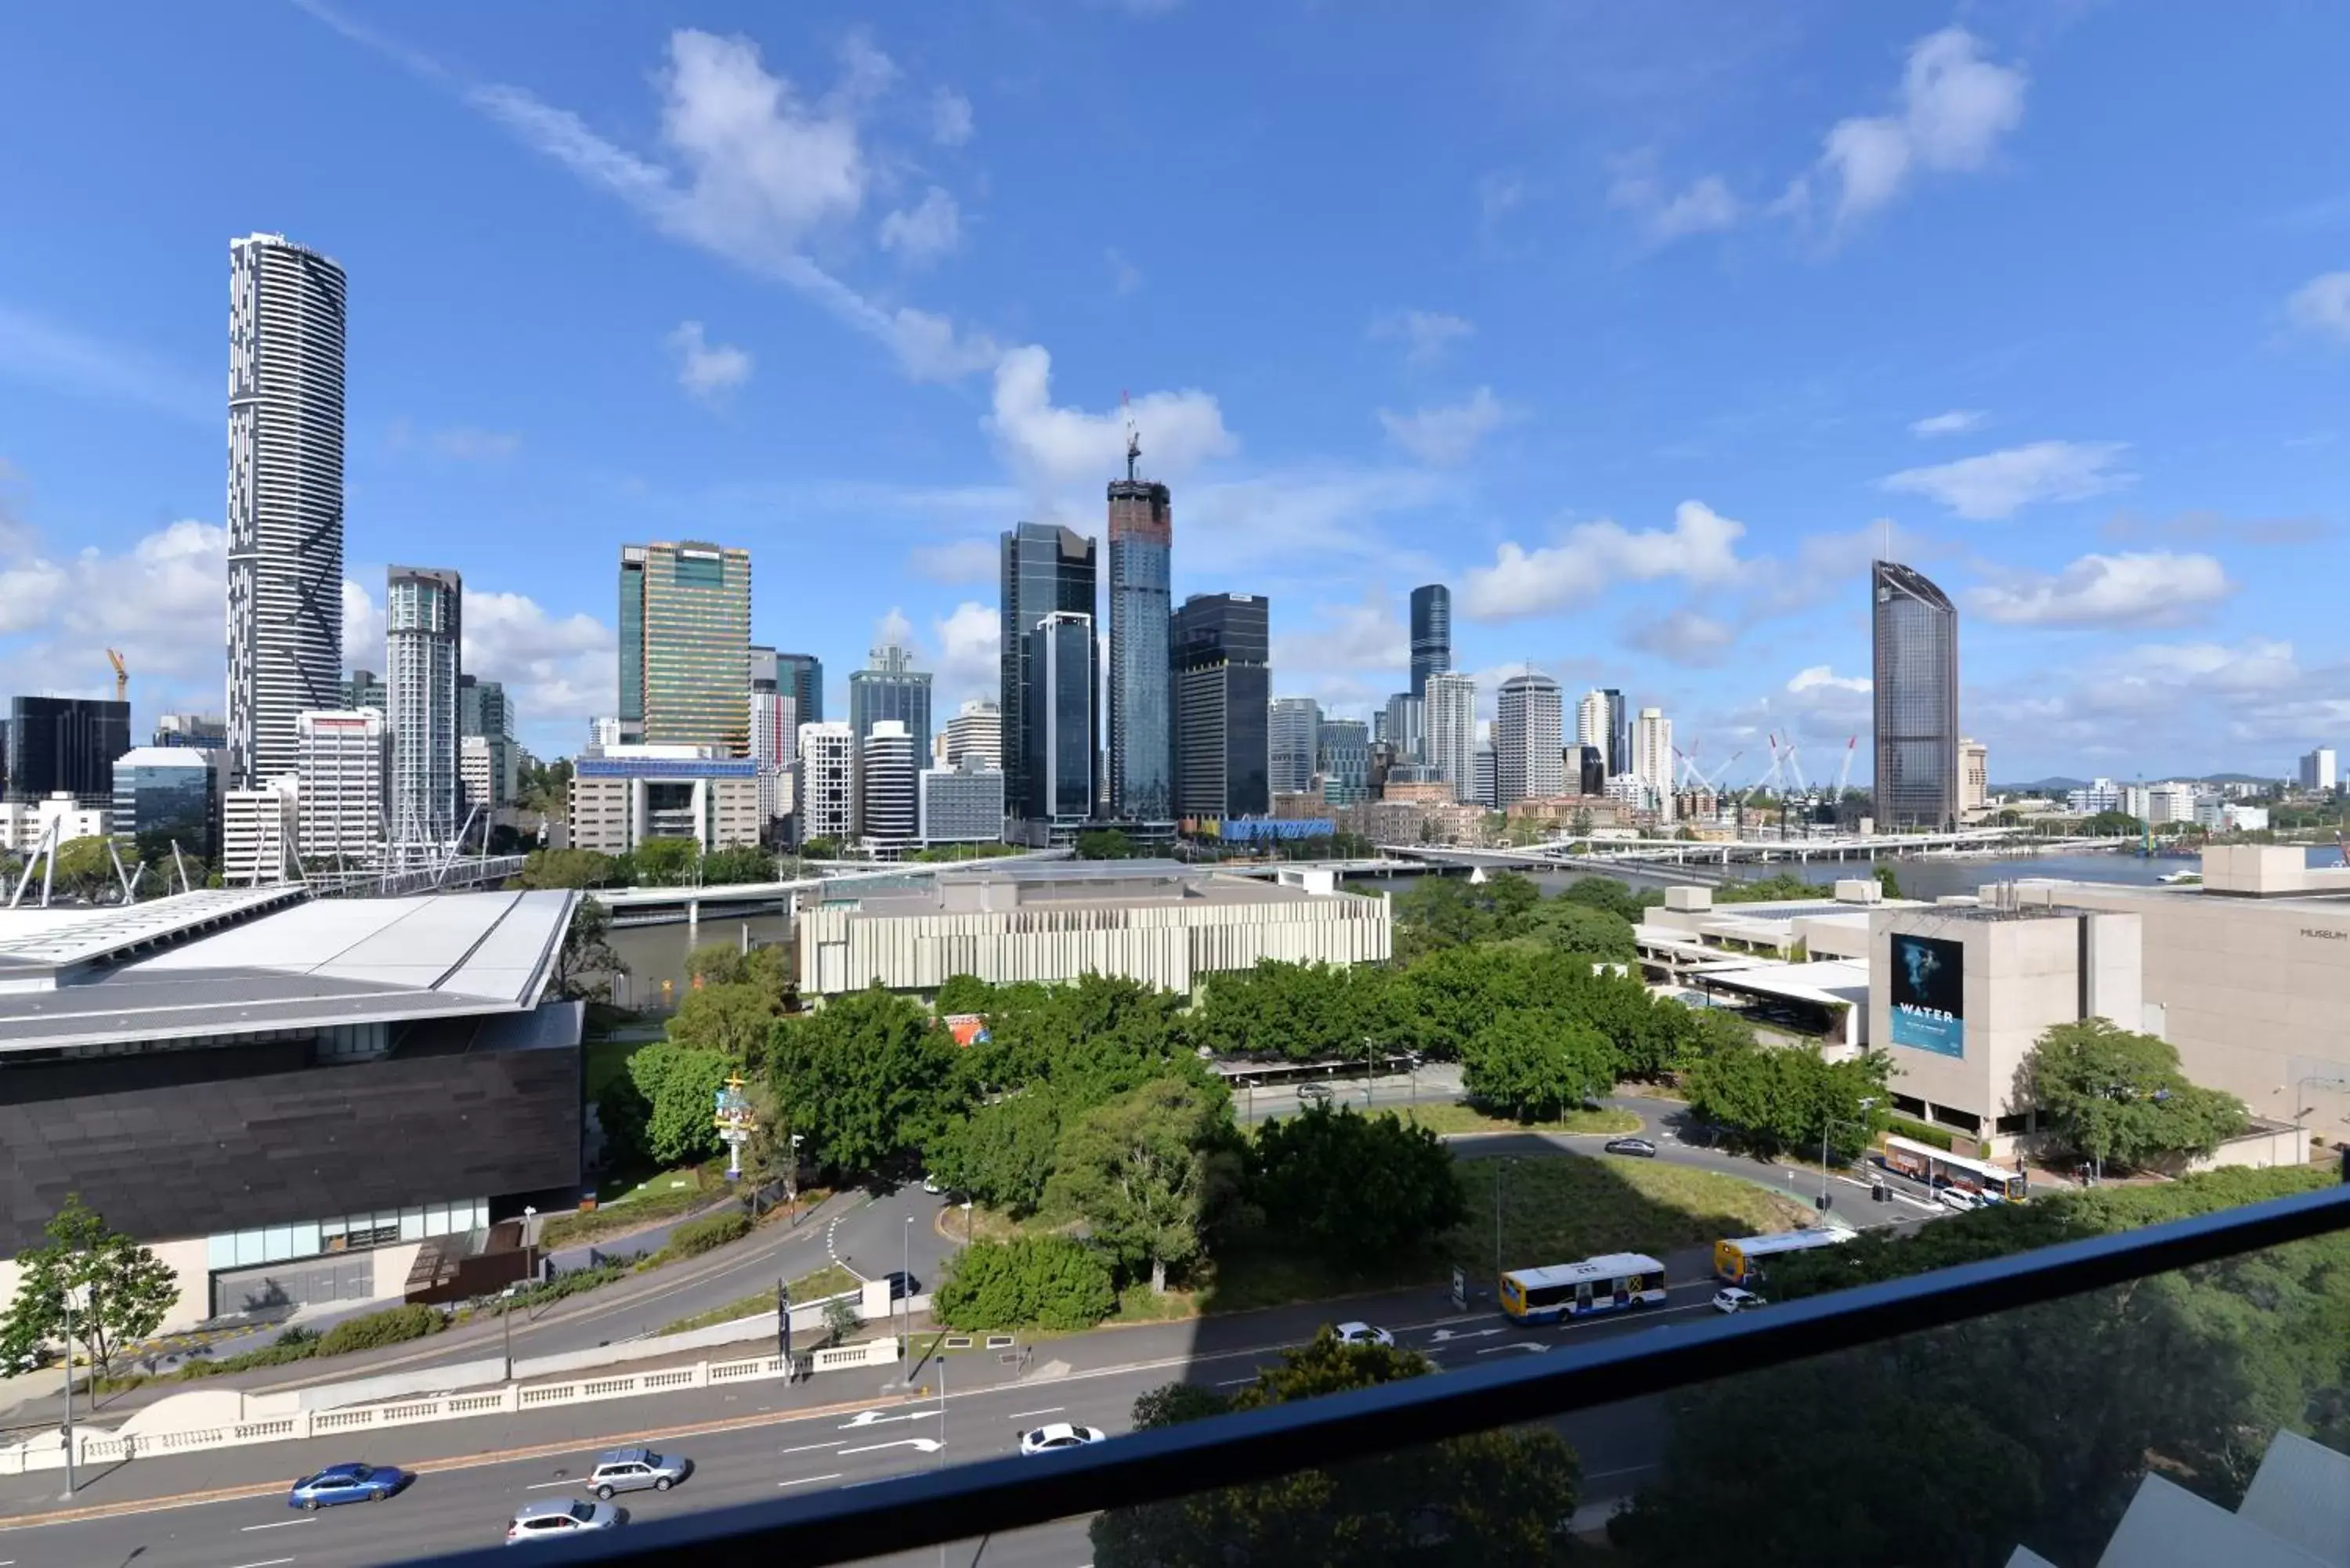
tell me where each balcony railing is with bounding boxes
[378,1169,2350,1568]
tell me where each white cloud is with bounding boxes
[0,519,230,717]
[1461,500,1747,622]
[1607,168,1740,243]
[907,538,998,584]
[0,304,212,422]
[1269,596,1408,708]
[1106,248,1143,296]
[932,601,998,706]
[1803,27,2026,226]
[667,320,754,399]
[461,590,617,738]
[2287,272,2350,344]
[877,186,962,266]
[1788,665,1871,695]
[1376,387,1520,465]
[1477,171,1526,227]
[1182,467,1453,576]
[1969,551,2233,627]
[986,345,1235,495]
[931,86,973,146]
[1626,606,1737,666]
[874,607,916,649]
[342,579,383,667]
[1909,409,1984,437]
[1369,310,1474,366]
[1881,440,2132,519]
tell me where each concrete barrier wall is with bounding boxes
[289,1356,511,1413]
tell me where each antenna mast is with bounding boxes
[1122,388,1140,482]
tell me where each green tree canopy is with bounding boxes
[2023,1018,2248,1171]
[624,1041,733,1167]
[699,844,774,884]
[924,1091,1065,1216]
[932,1235,1117,1331]
[0,1196,179,1375]
[1462,1010,1618,1122]
[666,981,783,1067]
[632,836,701,886]
[1076,828,1136,860]
[1681,1039,1889,1159]
[1191,960,1396,1064]
[1044,1078,1239,1293]
[1249,1105,1466,1270]
[767,986,960,1176]
[551,897,627,1004]
[519,847,624,889]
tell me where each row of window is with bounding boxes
[206,1197,490,1271]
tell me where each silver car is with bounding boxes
[588,1447,692,1498]
[505,1498,624,1544]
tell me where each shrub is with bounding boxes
[315,1303,444,1357]
[935,1236,1116,1332]
[654,1209,751,1263]
[1883,1115,1954,1151]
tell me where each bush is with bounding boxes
[653,1209,751,1263]
[315,1303,444,1357]
[935,1236,1117,1331]
[1884,1114,1954,1151]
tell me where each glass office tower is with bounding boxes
[1408,583,1451,700]
[1871,558,1961,830]
[1108,472,1174,822]
[1001,523,1098,826]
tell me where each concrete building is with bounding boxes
[920,756,1005,845]
[0,793,109,855]
[1001,523,1098,829]
[942,699,1001,769]
[1959,736,1989,815]
[295,708,388,870]
[566,746,761,854]
[848,643,933,822]
[342,670,386,714]
[797,859,1390,997]
[1173,594,1271,822]
[114,746,219,863]
[1268,698,1322,798]
[2070,779,2124,815]
[2298,746,2336,794]
[860,720,918,850]
[795,722,855,845]
[1408,583,1451,701]
[1872,558,1961,830]
[153,714,228,751]
[458,736,495,831]
[1473,746,1498,810]
[220,784,295,885]
[1317,718,1371,805]
[226,233,346,793]
[457,674,515,816]
[588,716,624,751]
[0,887,580,1331]
[1382,692,1425,765]
[617,541,752,753]
[1107,454,1175,822]
[6,695,129,806]
[1635,706,1676,823]
[2195,799,2270,833]
[1575,689,1612,775]
[1423,673,1477,804]
[748,688,798,830]
[385,565,462,853]
[1493,672,1564,809]
[2125,780,2200,825]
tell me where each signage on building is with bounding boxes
[943,1013,992,1047]
[1889,933,1965,1057]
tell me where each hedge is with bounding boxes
[1883,1115,1955,1151]
[315,1303,445,1356]
[934,1236,1116,1332]
[652,1209,751,1264]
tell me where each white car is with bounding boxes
[1019,1422,1107,1457]
[1333,1321,1396,1347]
[1711,1288,1766,1313]
[1936,1187,1986,1212]
[505,1498,625,1544]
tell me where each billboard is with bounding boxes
[1889,933,1965,1057]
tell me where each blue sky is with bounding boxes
[3,2,2348,782]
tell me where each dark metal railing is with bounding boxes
[400,1176,2350,1568]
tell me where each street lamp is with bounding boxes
[1820,1097,1879,1212]
[1492,1159,1512,1284]
[787,1133,806,1224]
[902,1216,914,1360]
[57,1283,88,1501]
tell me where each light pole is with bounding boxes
[1820,1097,1878,1212]
[1363,1036,1376,1108]
[902,1216,913,1358]
[58,1283,87,1501]
[1492,1160,1510,1284]
[787,1133,805,1225]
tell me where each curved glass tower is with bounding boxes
[1409,583,1451,699]
[1871,559,1961,831]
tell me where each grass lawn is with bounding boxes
[540,1166,736,1248]
[656,1262,863,1335]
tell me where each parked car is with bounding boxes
[1711,1288,1766,1314]
[288,1462,413,1509]
[588,1447,692,1498]
[1333,1321,1396,1347]
[1936,1187,1986,1212]
[3,1346,52,1376]
[920,1173,944,1194]
[880,1270,921,1300]
[1019,1422,1107,1457]
[506,1498,625,1544]
[1295,1082,1334,1104]
[1602,1136,1658,1158]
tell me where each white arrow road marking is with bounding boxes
[1478,1342,1549,1355]
[839,1409,938,1429]
[1003,1407,1065,1421]
[241,1517,317,1530]
[779,1472,845,1487]
[780,1440,847,1455]
[1427,1328,1502,1342]
[228,1559,298,1568]
[839,1437,944,1457]
[524,1479,580,1490]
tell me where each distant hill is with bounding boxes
[1997,777,2088,794]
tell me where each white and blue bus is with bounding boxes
[1498,1253,1667,1324]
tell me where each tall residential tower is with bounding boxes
[385,565,461,853]
[1408,584,1451,700]
[1107,435,1174,822]
[1493,671,1564,809]
[1871,559,1961,831]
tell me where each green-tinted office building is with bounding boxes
[618,541,752,754]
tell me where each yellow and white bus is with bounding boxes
[1879,1136,2029,1203]
[1498,1253,1667,1324]
[1712,1228,1849,1287]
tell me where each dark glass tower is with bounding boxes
[1108,444,1173,822]
[1001,523,1099,825]
[1024,612,1096,825]
[1172,593,1271,819]
[774,653,824,725]
[1871,559,1961,831]
[6,696,130,806]
[1408,583,1451,700]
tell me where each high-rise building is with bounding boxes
[848,642,932,835]
[1172,594,1271,820]
[1493,673,1564,808]
[1318,719,1371,805]
[1604,690,1630,779]
[2298,747,2337,793]
[920,754,1006,844]
[1634,706,1675,823]
[153,714,228,751]
[221,782,295,886]
[748,690,799,829]
[772,652,824,726]
[5,696,129,805]
[588,716,624,751]
[294,708,387,869]
[566,745,761,854]
[1408,584,1452,701]
[860,720,918,847]
[942,699,1002,768]
[340,671,386,714]
[1575,743,1607,797]
[458,674,511,743]
[226,233,346,793]
[750,645,779,694]
[1473,746,1498,810]
[1383,692,1425,764]
[1959,737,1989,815]
[1421,673,1477,803]
[1024,612,1097,827]
[795,722,855,844]
[385,565,461,852]
[1108,445,1175,822]
[1268,698,1323,797]
[457,673,516,815]
[1872,559,1961,830]
[112,746,218,863]
[618,541,752,753]
[1575,690,1612,774]
[1001,523,1098,826]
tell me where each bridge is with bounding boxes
[1380,829,2131,875]
[591,849,1075,927]
[302,854,530,898]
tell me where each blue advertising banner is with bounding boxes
[1889,933,1965,1057]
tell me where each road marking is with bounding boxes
[241,1517,317,1530]
[1478,1342,1548,1356]
[779,1440,845,1455]
[227,1559,298,1568]
[778,1472,845,1487]
[1214,1376,1256,1386]
[1426,1328,1501,1342]
[841,1408,939,1429]
[839,1437,943,1457]
[1003,1407,1065,1420]
[523,1479,580,1490]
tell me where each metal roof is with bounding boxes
[0,886,306,971]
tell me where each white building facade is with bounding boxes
[861,721,918,849]
[1421,672,1477,804]
[942,699,1002,768]
[384,565,461,856]
[2299,746,2336,793]
[796,722,855,845]
[1575,689,1612,775]
[920,757,1006,844]
[1493,674,1564,808]
[295,709,388,869]
[1634,706,1676,822]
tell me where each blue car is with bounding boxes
[288,1462,412,1509]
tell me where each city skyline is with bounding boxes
[5,9,2350,779]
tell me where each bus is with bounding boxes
[1499,1253,1667,1324]
[1878,1135,2029,1203]
[1712,1228,1849,1287]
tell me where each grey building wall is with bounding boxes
[1172,594,1271,819]
[1001,524,1098,825]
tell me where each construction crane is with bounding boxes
[106,648,127,703]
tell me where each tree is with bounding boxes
[666,981,782,1066]
[625,1041,732,1167]
[0,1196,179,1377]
[632,836,701,886]
[1045,1079,1238,1293]
[2023,1018,2248,1172]
[519,848,623,890]
[1872,863,1904,901]
[934,974,992,1014]
[822,1295,862,1347]
[924,1092,1064,1216]
[767,986,961,1176]
[1192,960,1393,1064]
[933,1236,1117,1331]
[700,844,774,885]
[1518,898,1637,961]
[797,836,844,860]
[50,836,117,903]
[1682,1040,1890,1158]
[1462,1011,1618,1121]
[551,897,627,1004]
[595,1072,653,1172]
[1076,828,1135,860]
[1249,1106,1466,1270]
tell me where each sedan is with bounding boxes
[1602,1136,1658,1158]
[1020,1422,1107,1457]
[288,1462,412,1509]
[1333,1321,1396,1348]
[506,1498,625,1544]
[880,1270,922,1300]
[1295,1082,1334,1104]
[1936,1187,1986,1212]
[1711,1288,1766,1314]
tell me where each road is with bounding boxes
[0,1267,1737,1568]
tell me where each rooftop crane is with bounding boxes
[1834,735,1858,797]
[106,648,127,703]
